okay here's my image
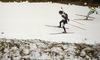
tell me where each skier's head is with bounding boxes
[88,5,92,8]
[59,11,63,14]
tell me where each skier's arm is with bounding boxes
[64,12,69,21]
[92,7,98,14]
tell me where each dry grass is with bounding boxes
[0,38,100,60]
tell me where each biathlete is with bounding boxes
[58,11,69,33]
[85,6,98,20]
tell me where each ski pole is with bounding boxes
[69,19,84,25]
[68,23,86,31]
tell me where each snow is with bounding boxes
[0,2,100,44]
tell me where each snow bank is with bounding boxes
[0,38,100,60]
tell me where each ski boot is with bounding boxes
[85,18,88,20]
[85,16,88,20]
[62,30,66,33]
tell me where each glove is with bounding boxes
[68,19,69,21]
[96,12,98,14]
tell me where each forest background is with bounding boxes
[0,0,100,6]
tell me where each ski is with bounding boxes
[74,19,93,20]
[75,14,95,18]
[50,32,74,35]
[45,25,69,29]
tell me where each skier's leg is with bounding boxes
[62,22,66,33]
[86,11,94,19]
[86,11,91,19]
[59,20,63,27]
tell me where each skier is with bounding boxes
[58,11,69,33]
[85,5,98,20]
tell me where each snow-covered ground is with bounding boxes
[0,2,100,44]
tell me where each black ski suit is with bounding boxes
[59,13,68,32]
